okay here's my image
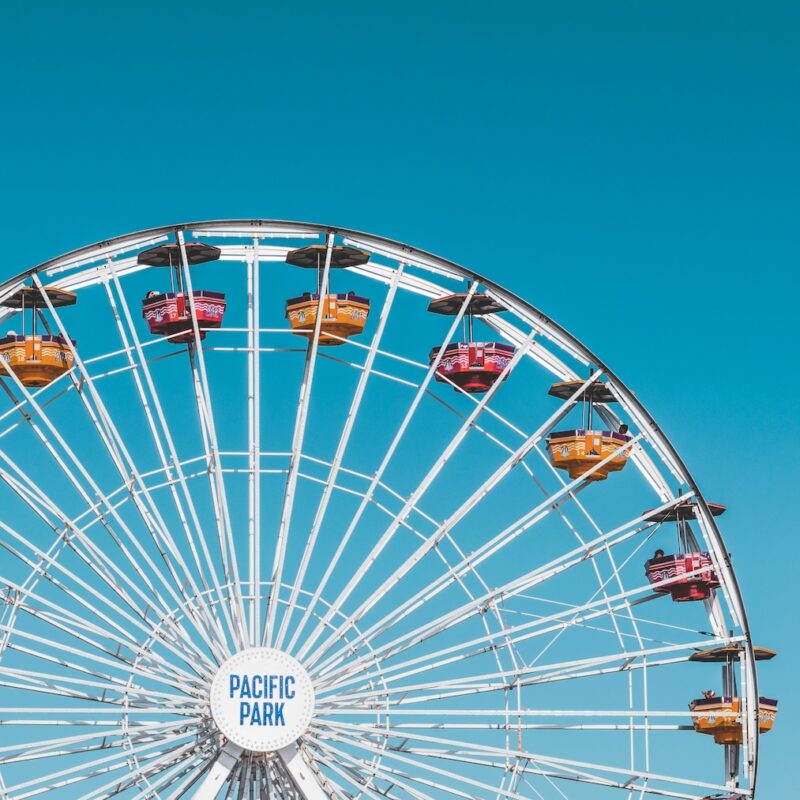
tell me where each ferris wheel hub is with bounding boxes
[209,647,315,752]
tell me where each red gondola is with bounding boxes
[139,242,226,344]
[644,500,725,602]
[428,293,514,393]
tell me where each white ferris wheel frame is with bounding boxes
[0,219,763,800]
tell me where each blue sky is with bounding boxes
[0,1,797,794]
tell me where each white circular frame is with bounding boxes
[0,220,764,800]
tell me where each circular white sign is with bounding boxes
[209,647,314,751]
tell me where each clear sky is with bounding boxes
[0,1,797,794]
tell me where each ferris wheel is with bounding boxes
[0,220,776,800]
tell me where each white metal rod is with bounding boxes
[296,283,480,661]
[279,261,406,653]
[263,232,335,646]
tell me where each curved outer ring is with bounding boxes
[3,219,761,794]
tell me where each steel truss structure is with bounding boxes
[0,220,763,799]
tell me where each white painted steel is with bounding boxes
[0,220,764,799]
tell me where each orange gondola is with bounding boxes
[140,242,226,343]
[690,695,778,744]
[285,245,371,345]
[546,379,632,480]
[688,645,778,745]
[0,286,77,388]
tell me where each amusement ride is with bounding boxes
[0,220,775,799]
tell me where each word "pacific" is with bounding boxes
[229,673,297,727]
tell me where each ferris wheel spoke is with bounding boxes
[318,587,737,708]
[0,623,207,702]
[316,575,723,703]
[159,752,220,800]
[0,540,212,692]
[246,239,263,646]
[495,530,642,686]
[307,737,424,800]
[511,590,708,638]
[526,449,634,659]
[397,748,732,799]
[317,714,691,732]
[305,374,612,673]
[121,745,214,800]
[191,740,245,800]
[515,488,650,778]
[321,667,671,709]
[0,707,200,718]
[0,719,190,761]
[311,744,430,800]
[321,720,688,732]
[352,558,660,698]
[0,675,202,716]
[184,333,247,652]
[361,497,686,689]
[312,486,674,687]
[0,666,195,708]
[0,539,213,686]
[294,462,497,659]
[32,274,225,664]
[0,361,186,606]
[317,743,512,800]
[418,380,623,668]
[263,233,335,648]
[2,523,210,678]
[278,261,406,653]
[0,727,198,774]
[531,441,647,650]
[295,283,480,662]
[315,637,733,709]
[4,728,203,799]
[303,326,536,671]
[317,726,729,800]
[290,752,360,800]
[0,527,146,648]
[311,735,503,800]
[0,376,224,665]
[10,603,209,692]
[104,258,240,658]
[73,742,209,800]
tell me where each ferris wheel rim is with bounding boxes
[5,219,754,618]
[0,218,762,797]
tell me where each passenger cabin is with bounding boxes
[428,293,515,393]
[139,242,226,343]
[546,379,632,480]
[644,500,725,602]
[284,245,371,346]
[0,286,77,387]
[689,645,778,745]
[689,695,778,744]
